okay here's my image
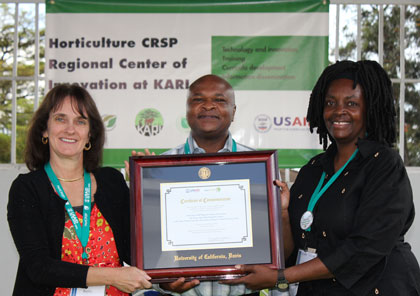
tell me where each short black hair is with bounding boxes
[188,74,235,103]
[307,60,396,150]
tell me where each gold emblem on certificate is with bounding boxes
[198,167,211,179]
[300,211,314,230]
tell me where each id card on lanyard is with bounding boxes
[70,286,106,295]
[44,162,92,262]
[288,248,318,296]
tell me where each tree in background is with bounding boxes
[0,3,45,163]
[337,4,420,165]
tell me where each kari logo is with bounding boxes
[135,108,164,137]
[254,114,272,133]
[102,114,117,131]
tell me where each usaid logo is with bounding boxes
[254,114,309,133]
[135,108,164,137]
[254,114,272,133]
[273,116,308,128]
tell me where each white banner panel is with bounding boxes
[46,1,329,167]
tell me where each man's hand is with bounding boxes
[124,149,155,173]
[160,277,200,294]
[219,265,277,290]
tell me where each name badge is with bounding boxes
[287,249,319,296]
[71,286,106,296]
[300,211,314,230]
[296,248,318,265]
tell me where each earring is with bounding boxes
[42,137,48,144]
[84,142,91,151]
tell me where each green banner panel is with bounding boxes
[103,148,322,169]
[47,0,329,14]
[212,36,328,90]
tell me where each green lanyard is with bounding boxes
[302,148,358,232]
[44,162,91,260]
[184,138,237,154]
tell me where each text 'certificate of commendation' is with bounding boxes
[160,179,253,251]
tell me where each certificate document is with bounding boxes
[130,151,281,281]
[160,179,253,251]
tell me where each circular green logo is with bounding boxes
[176,116,190,134]
[135,108,164,137]
[102,114,117,131]
[181,117,189,129]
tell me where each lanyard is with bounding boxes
[184,138,237,154]
[44,162,91,260]
[304,148,358,232]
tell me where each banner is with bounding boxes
[46,0,329,168]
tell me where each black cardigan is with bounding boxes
[7,167,131,296]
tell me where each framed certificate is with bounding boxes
[129,150,284,282]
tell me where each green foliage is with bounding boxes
[16,125,27,163]
[336,5,420,165]
[0,133,11,162]
[0,3,45,164]
[405,83,420,166]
